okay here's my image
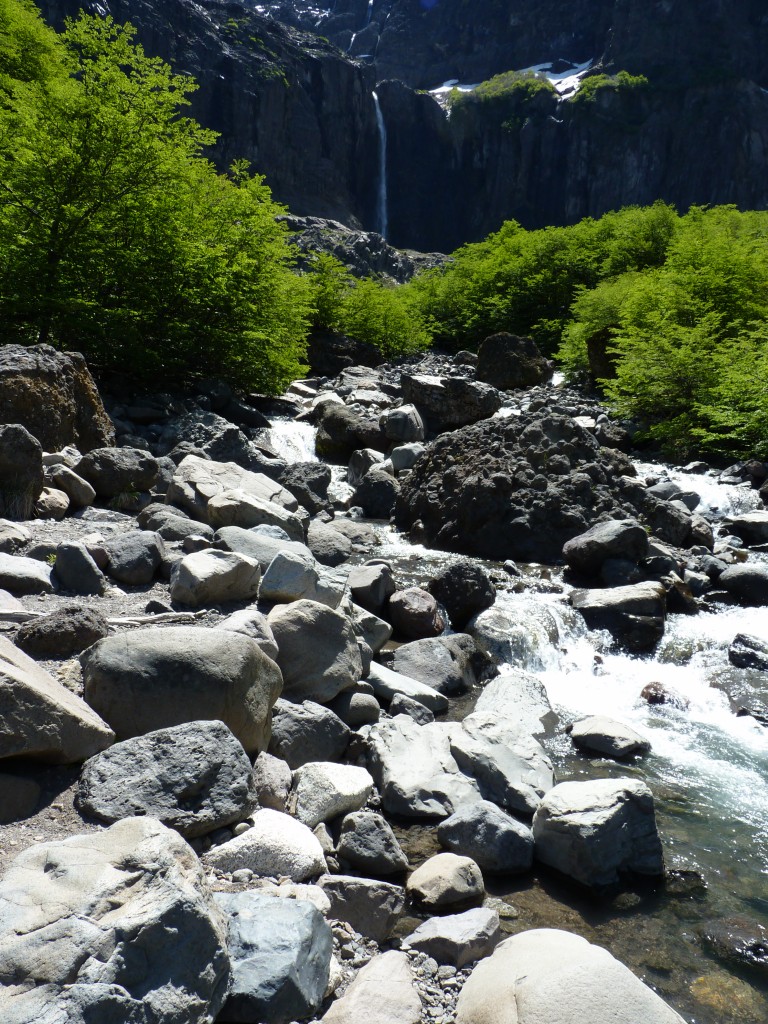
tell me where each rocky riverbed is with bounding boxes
[1,340,767,1024]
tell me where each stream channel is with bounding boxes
[265,404,768,1024]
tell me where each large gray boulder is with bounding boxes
[407,852,484,908]
[387,586,446,640]
[307,518,353,567]
[726,511,768,546]
[316,875,405,943]
[0,635,114,763]
[569,582,667,651]
[401,372,503,432]
[268,600,362,702]
[259,549,343,608]
[104,531,165,585]
[216,607,279,661]
[455,929,686,1024]
[337,810,409,875]
[214,891,332,1024]
[449,711,554,816]
[54,542,107,596]
[0,817,230,1024]
[76,720,257,838]
[0,552,53,595]
[532,779,665,888]
[719,563,768,605]
[321,950,420,1024]
[366,661,449,713]
[438,800,534,874]
[206,488,305,540]
[204,808,326,881]
[0,423,44,519]
[167,455,297,524]
[81,626,282,754]
[474,671,558,738]
[291,761,373,829]
[13,605,108,659]
[269,699,350,768]
[215,525,311,569]
[76,446,159,497]
[365,716,480,819]
[568,715,651,760]
[388,634,494,696]
[403,907,501,968]
[170,549,261,607]
[563,519,649,577]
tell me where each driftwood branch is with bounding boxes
[0,610,208,627]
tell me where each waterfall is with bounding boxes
[365,0,375,25]
[372,91,388,238]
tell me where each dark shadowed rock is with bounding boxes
[719,564,768,606]
[54,542,107,596]
[570,582,666,651]
[337,810,409,875]
[104,530,165,585]
[729,634,768,671]
[438,800,534,874]
[0,424,44,520]
[476,333,554,390]
[14,605,109,658]
[353,465,400,519]
[269,698,350,769]
[428,559,496,629]
[76,446,159,498]
[563,519,649,577]
[317,874,405,942]
[387,587,446,639]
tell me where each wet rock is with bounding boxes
[726,511,768,546]
[401,372,503,432]
[568,715,651,759]
[214,890,333,1024]
[476,333,554,390]
[532,779,665,888]
[104,530,165,585]
[0,635,114,762]
[0,423,44,520]
[317,875,405,942]
[640,682,690,709]
[269,699,351,769]
[0,552,53,595]
[570,582,666,651]
[14,605,109,659]
[366,716,480,818]
[268,599,362,702]
[170,548,261,607]
[291,762,374,829]
[407,852,484,908]
[253,751,293,812]
[348,561,396,614]
[388,634,495,696]
[563,519,649,577]
[701,915,768,977]
[455,929,686,1024]
[427,559,496,629]
[404,907,501,968]
[77,720,256,838]
[474,671,557,738]
[718,563,768,605]
[321,950,420,1023]
[82,626,282,754]
[353,465,401,519]
[468,600,562,672]
[54,542,107,596]
[204,808,326,881]
[348,447,386,488]
[367,661,449,713]
[76,446,158,497]
[0,817,230,1023]
[387,586,446,639]
[438,800,534,874]
[337,810,409,875]
[728,633,768,671]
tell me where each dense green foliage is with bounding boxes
[404,202,768,459]
[449,69,554,109]
[0,0,310,391]
[573,70,649,104]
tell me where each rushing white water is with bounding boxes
[634,459,762,520]
[372,91,388,238]
[263,418,318,464]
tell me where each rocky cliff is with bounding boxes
[37,0,768,253]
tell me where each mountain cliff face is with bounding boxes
[38,0,768,252]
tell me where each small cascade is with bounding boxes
[372,91,388,238]
[365,0,375,25]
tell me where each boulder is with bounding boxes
[104,530,165,585]
[366,661,449,713]
[569,582,666,651]
[268,600,362,702]
[81,626,282,754]
[0,817,230,1023]
[387,586,446,639]
[76,720,257,838]
[215,525,311,569]
[401,372,503,432]
[48,465,96,508]
[307,518,353,566]
[327,686,381,727]
[468,599,564,672]
[353,465,400,519]
[568,715,651,759]
[0,635,114,763]
[217,608,279,661]
[321,950,420,1024]
[0,552,53,595]
[204,808,326,881]
[389,692,435,724]
[719,564,768,605]
[532,779,665,888]
[476,333,553,390]
[427,560,496,629]
[76,446,159,497]
[0,423,44,520]
[146,507,214,542]
[729,633,768,671]
[0,344,114,453]
[170,549,261,607]
[474,671,557,738]
[315,402,386,460]
[214,890,333,1024]
[438,800,534,874]
[701,914,768,976]
[407,852,484,908]
[0,520,30,554]
[562,519,649,577]
[449,711,554,816]
[253,751,293,812]
[337,810,409,875]
[14,605,109,658]
[390,442,426,472]
[54,541,107,596]
[455,929,686,1024]
[206,488,305,540]
[316,875,405,942]
[365,716,480,818]
[348,562,396,614]
[403,907,501,968]
[259,549,343,608]
[167,454,297,524]
[726,511,768,546]
[269,699,350,769]
[278,461,333,515]
[348,447,386,488]
[350,602,393,651]
[388,634,495,696]
[35,485,70,519]
[381,404,425,442]
[291,761,374,829]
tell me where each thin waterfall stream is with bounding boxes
[372,91,388,238]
